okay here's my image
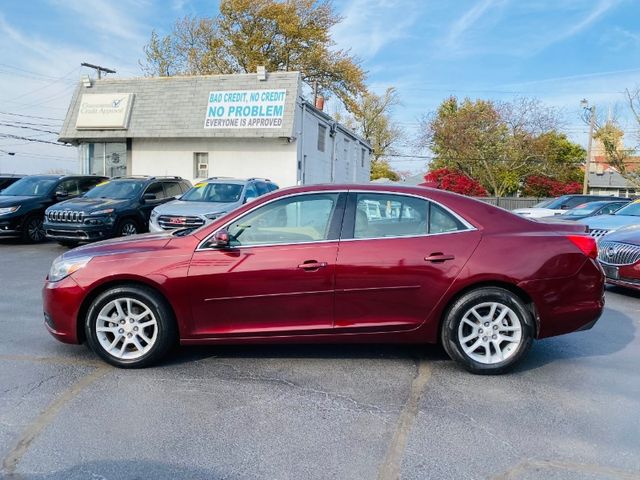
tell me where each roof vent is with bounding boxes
[257,65,267,81]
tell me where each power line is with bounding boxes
[0,133,70,146]
[0,123,59,134]
[0,111,64,122]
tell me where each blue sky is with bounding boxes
[1,0,639,175]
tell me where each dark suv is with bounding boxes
[44,176,191,246]
[0,174,107,242]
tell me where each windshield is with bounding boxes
[83,180,144,199]
[0,177,57,196]
[181,183,244,203]
[532,198,556,208]
[614,201,640,217]
[563,203,603,216]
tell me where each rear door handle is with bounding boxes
[297,261,328,270]
[424,253,455,263]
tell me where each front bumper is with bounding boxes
[0,217,24,237]
[44,220,117,242]
[42,275,86,344]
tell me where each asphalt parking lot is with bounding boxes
[0,241,639,480]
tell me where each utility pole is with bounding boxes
[81,62,116,79]
[581,99,596,195]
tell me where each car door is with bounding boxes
[188,192,346,336]
[333,192,482,332]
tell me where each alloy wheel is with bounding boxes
[457,301,523,364]
[27,217,45,242]
[121,222,137,236]
[95,297,158,360]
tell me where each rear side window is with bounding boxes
[254,181,269,196]
[353,193,428,239]
[267,182,279,192]
[57,179,80,196]
[429,203,467,234]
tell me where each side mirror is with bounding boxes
[212,228,230,248]
[142,193,157,203]
[55,190,69,199]
[560,204,569,210]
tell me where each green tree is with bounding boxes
[141,0,366,110]
[593,121,639,188]
[418,96,578,196]
[370,159,400,181]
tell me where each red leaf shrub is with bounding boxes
[421,168,488,196]
[522,175,582,197]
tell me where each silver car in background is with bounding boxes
[149,177,278,232]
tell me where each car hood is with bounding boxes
[0,195,40,206]
[64,231,175,260]
[578,214,640,230]
[49,197,131,213]
[601,225,640,245]
[153,199,235,217]
[512,208,563,218]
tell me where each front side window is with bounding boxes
[226,193,339,247]
[164,182,183,198]
[145,182,166,200]
[56,179,80,196]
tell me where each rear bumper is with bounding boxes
[519,258,605,339]
[42,276,86,344]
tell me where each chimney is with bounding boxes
[257,65,266,81]
[315,95,325,111]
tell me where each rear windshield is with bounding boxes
[0,177,57,196]
[83,180,145,199]
[181,183,244,203]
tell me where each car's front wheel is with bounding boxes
[21,214,46,243]
[85,285,177,368]
[117,219,139,236]
[441,287,534,375]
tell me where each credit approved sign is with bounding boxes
[204,89,286,128]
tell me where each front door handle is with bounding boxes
[424,253,455,263]
[298,261,328,271]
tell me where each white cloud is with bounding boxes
[332,0,426,59]
[446,0,507,48]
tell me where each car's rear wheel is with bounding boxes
[441,287,534,375]
[117,219,138,236]
[21,214,46,243]
[85,285,177,368]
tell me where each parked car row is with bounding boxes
[0,174,279,246]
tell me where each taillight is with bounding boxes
[567,235,598,259]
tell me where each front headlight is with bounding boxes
[48,255,92,282]
[204,211,227,220]
[0,206,20,215]
[90,208,114,216]
[150,209,159,218]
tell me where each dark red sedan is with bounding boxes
[43,184,604,374]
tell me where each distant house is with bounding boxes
[588,135,638,197]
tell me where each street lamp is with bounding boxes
[581,99,596,194]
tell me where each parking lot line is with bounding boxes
[1,366,110,478]
[377,358,432,480]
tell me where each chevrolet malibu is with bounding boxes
[43,185,604,374]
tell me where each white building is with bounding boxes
[58,70,371,187]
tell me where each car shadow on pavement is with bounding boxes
[606,284,640,300]
[163,342,451,368]
[513,307,636,373]
[12,460,225,480]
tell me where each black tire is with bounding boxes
[21,214,46,243]
[85,285,177,368]
[441,287,534,375]
[117,218,139,237]
[57,240,79,248]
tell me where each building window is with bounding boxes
[361,148,366,168]
[194,152,209,178]
[317,124,326,152]
[82,142,127,177]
